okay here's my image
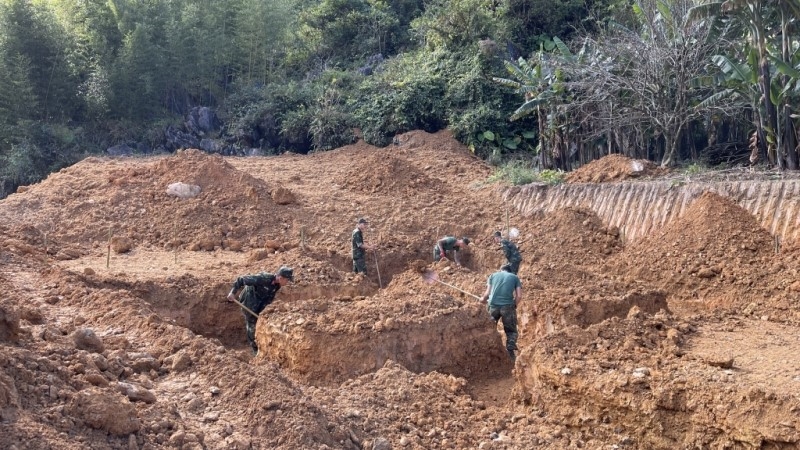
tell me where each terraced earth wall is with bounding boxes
[502,180,800,244]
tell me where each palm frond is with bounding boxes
[553,37,572,59]
[712,54,754,83]
[695,88,740,109]
[492,77,522,90]
[770,56,800,80]
[686,2,723,25]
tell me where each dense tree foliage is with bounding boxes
[1,0,798,198]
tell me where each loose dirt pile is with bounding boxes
[566,153,667,183]
[2,130,800,449]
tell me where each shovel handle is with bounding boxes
[434,279,482,301]
[230,297,260,319]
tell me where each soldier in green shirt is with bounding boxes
[493,231,522,274]
[352,218,374,274]
[227,266,294,355]
[479,264,523,361]
[433,236,470,265]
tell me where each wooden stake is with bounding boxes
[300,226,306,249]
[106,228,112,269]
[505,206,510,236]
[173,222,179,265]
[374,249,383,289]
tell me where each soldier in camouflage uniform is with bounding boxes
[479,264,523,362]
[433,236,470,265]
[227,266,294,355]
[352,218,373,274]
[493,231,522,274]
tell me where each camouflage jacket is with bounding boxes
[231,272,281,314]
[352,228,365,259]
[501,239,522,263]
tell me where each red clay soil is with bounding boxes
[566,153,669,183]
[1,130,800,449]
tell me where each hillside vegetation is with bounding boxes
[2,0,800,197]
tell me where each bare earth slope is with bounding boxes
[2,141,800,449]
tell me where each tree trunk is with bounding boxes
[661,132,677,167]
[754,8,780,168]
[785,105,798,169]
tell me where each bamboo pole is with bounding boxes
[106,228,112,269]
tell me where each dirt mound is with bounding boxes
[609,191,774,307]
[308,360,542,448]
[526,207,621,266]
[566,153,666,183]
[1,149,286,255]
[4,128,800,449]
[339,153,440,194]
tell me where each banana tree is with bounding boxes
[697,48,765,157]
[493,37,575,169]
[690,0,800,168]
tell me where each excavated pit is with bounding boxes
[255,295,509,386]
[9,135,800,449]
[55,248,504,378]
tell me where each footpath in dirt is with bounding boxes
[2,132,800,449]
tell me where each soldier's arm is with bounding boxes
[359,233,371,251]
[479,280,491,303]
[228,274,262,300]
[436,238,448,258]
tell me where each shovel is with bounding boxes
[422,269,481,301]
[374,249,383,288]
[228,296,260,319]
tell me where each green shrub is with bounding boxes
[487,161,564,185]
[309,102,356,152]
[352,53,448,147]
[536,169,565,184]
[223,82,316,152]
[487,160,536,185]
[681,162,706,176]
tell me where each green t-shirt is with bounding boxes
[487,271,522,307]
[437,236,459,252]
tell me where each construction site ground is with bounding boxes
[1,130,799,449]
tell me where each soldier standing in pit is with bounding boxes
[479,264,523,361]
[493,230,522,274]
[227,266,294,355]
[352,218,374,274]
[433,236,470,266]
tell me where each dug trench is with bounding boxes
[6,133,800,448]
[63,248,519,383]
[58,241,674,415]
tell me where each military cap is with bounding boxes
[277,266,294,281]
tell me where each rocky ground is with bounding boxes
[1,130,799,449]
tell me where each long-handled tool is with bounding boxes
[229,296,259,319]
[374,249,383,288]
[422,269,481,301]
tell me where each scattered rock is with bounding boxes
[0,303,21,342]
[271,187,296,205]
[166,182,201,199]
[70,388,140,435]
[72,328,105,353]
[111,236,134,254]
[116,382,157,403]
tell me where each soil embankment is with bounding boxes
[2,137,800,449]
